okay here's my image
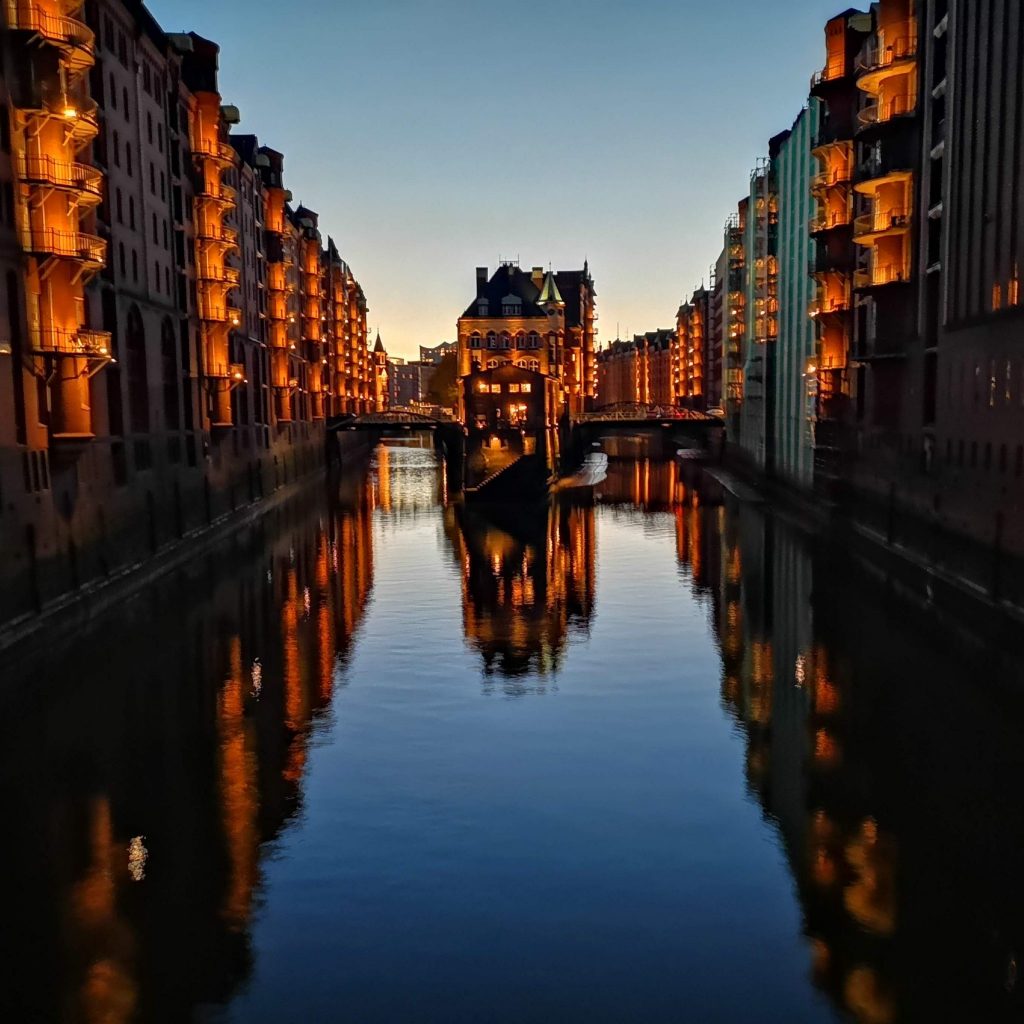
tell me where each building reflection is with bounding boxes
[444,498,595,686]
[687,483,1024,1023]
[0,469,378,1022]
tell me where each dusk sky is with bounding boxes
[149,0,846,360]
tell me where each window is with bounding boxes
[508,383,520,393]
[470,333,481,349]
[131,249,138,282]
[486,332,497,349]
[490,384,502,394]
[500,332,510,349]
[528,332,540,348]
[515,332,525,349]
[118,242,125,276]
[113,129,120,166]
[152,212,158,242]
[129,196,135,229]
[115,188,123,222]
[146,111,152,142]
[109,73,116,109]
[122,86,129,116]
[125,143,132,176]
[149,163,155,194]
[520,382,532,394]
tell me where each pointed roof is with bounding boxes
[537,271,563,305]
[373,332,385,353]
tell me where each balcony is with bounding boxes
[810,210,851,235]
[857,93,916,132]
[809,295,850,319]
[196,224,238,248]
[25,227,106,267]
[853,207,911,242]
[810,167,851,193]
[18,154,103,203]
[854,263,911,290]
[223,265,240,286]
[7,2,95,75]
[857,36,918,92]
[29,325,111,356]
[810,60,848,94]
[193,138,236,166]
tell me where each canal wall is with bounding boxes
[0,428,372,657]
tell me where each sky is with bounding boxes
[148,0,848,360]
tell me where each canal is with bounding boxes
[3,442,1024,1023]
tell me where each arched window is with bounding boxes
[470,333,481,349]
[486,331,497,349]
[125,306,149,435]
[161,317,180,430]
[487,359,499,369]
[528,332,540,349]
[515,332,525,349]
[500,332,511,349]
[527,359,540,372]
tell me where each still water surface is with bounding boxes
[3,443,1024,1023]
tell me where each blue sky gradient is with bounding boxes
[149,0,848,359]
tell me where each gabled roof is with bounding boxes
[461,263,591,323]
[460,264,547,320]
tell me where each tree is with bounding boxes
[426,352,459,408]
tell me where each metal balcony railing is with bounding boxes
[26,227,105,265]
[810,60,847,91]
[193,138,236,165]
[854,263,911,289]
[29,325,111,355]
[858,35,918,76]
[853,207,911,238]
[6,1,95,73]
[858,92,916,129]
[18,153,103,201]
[810,167,851,192]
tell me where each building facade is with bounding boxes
[775,105,819,489]
[456,262,596,429]
[0,0,380,633]
[595,330,676,407]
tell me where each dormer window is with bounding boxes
[477,301,489,315]
[501,293,522,316]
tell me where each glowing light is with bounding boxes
[63,106,78,120]
[250,657,262,698]
[128,836,148,881]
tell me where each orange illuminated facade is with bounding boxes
[676,286,714,411]
[0,2,380,632]
[595,329,676,408]
[456,262,596,426]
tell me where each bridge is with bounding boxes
[575,402,722,426]
[328,408,453,431]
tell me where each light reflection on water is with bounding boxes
[1,443,1024,1023]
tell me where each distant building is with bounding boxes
[456,262,597,429]
[676,288,714,411]
[596,331,675,407]
[390,360,434,408]
[419,341,457,365]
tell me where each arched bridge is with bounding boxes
[576,403,723,426]
[327,408,454,431]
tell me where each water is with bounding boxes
[3,443,1024,1023]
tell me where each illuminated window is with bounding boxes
[508,383,520,393]
[520,383,531,393]
[490,384,502,394]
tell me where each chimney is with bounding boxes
[476,267,488,297]
[531,266,544,289]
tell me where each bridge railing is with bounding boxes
[576,403,719,423]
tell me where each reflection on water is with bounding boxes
[443,498,595,685]
[2,446,1024,1022]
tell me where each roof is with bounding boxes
[373,333,385,353]
[461,263,592,327]
[537,271,563,305]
